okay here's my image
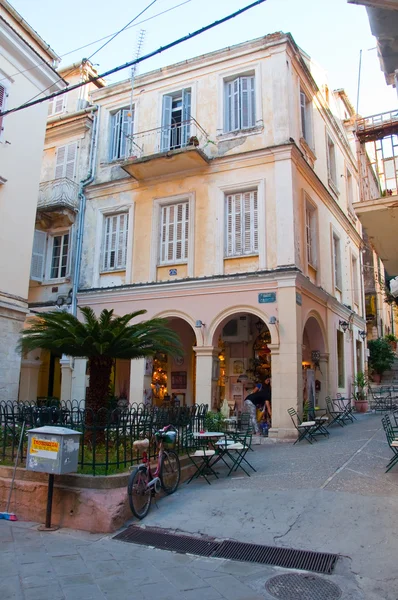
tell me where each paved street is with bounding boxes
[1,413,398,599]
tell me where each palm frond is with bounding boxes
[18,306,182,360]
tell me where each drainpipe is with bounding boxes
[358,247,367,373]
[71,106,100,316]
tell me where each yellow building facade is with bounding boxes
[69,33,367,438]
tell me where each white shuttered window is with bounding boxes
[225,190,258,257]
[55,142,78,180]
[110,108,131,160]
[224,76,255,133]
[30,230,47,282]
[160,202,189,264]
[48,95,65,116]
[102,214,129,271]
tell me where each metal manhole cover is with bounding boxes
[265,573,342,600]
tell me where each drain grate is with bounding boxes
[114,527,219,557]
[213,540,337,574]
[114,526,339,574]
[265,573,342,599]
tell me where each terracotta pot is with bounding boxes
[354,400,369,413]
[372,373,382,384]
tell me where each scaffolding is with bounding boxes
[356,109,398,201]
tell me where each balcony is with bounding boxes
[356,110,398,144]
[354,110,398,276]
[121,118,211,180]
[37,178,79,225]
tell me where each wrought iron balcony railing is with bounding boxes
[126,117,212,160]
[38,178,80,212]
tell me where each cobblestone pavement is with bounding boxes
[1,413,398,599]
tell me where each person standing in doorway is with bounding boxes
[244,383,262,434]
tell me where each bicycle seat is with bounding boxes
[133,438,150,450]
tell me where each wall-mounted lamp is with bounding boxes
[339,320,349,333]
[269,316,278,325]
[359,330,366,340]
[195,320,205,328]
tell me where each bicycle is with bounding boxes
[127,425,181,520]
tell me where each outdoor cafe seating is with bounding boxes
[185,424,256,484]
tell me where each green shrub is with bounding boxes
[368,338,395,378]
[204,411,225,431]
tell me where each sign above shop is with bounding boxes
[258,292,276,304]
[296,292,302,306]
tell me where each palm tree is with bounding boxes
[18,307,182,412]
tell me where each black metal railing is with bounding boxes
[0,400,207,476]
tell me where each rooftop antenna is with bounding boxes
[128,29,145,156]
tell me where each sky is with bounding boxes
[10,0,398,116]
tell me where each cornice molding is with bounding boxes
[45,113,94,144]
[0,17,65,92]
[77,267,300,302]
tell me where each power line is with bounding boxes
[61,0,193,59]
[0,0,192,84]
[0,0,267,118]
[19,0,160,109]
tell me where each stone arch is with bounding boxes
[302,310,328,354]
[152,309,201,346]
[207,305,279,347]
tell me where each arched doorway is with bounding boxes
[150,317,197,407]
[211,312,271,416]
[302,314,327,412]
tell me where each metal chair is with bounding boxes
[381,415,398,473]
[216,431,256,477]
[326,397,346,427]
[287,408,318,444]
[186,434,218,485]
[334,395,355,423]
[307,407,330,437]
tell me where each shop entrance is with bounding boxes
[302,315,327,412]
[150,317,196,407]
[212,313,272,418]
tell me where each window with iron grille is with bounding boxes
[160,202,189,264]
[225,190,258,257]
[224,75,255,133]
[102,213,129,271]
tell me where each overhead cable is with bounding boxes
[18,0,159,108]
[0,0,193,84]
[0,0,267,118]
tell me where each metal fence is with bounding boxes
[0,400,208,476]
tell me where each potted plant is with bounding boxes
[368,338,395,384]
[384,334,397,352]
[189,135,199,147]
[353,371,369,413]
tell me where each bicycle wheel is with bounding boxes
[160,450,180,494]
[127,466,152,519]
